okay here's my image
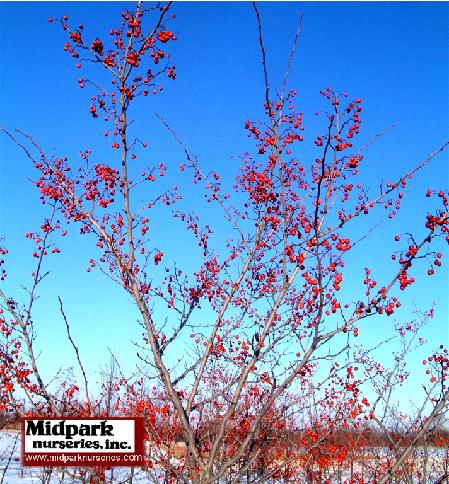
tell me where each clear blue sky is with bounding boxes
[0,2,448,406]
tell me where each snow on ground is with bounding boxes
[0,431,24,483]
[2,431,448,483]
[0,432,161,483]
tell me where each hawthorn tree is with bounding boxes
[1,2,448,483]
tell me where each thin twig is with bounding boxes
[281,13,303,99]
[58,296,93,415]
[253,2,272,117]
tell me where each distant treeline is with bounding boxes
[2,412,448,448]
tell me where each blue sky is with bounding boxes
[0,2,448,406]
